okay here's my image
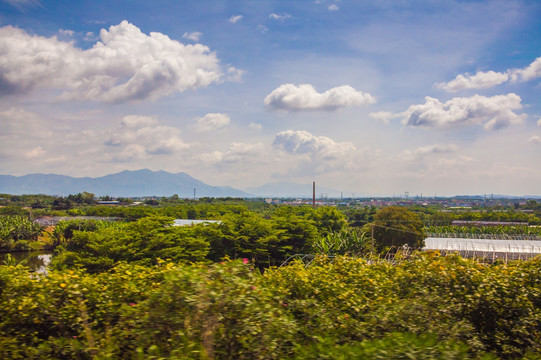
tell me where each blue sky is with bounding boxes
[0,0,540,196]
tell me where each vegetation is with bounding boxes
[1,254,540,359]
[425,225,541,237]
[1,195,541,358]
[0,215,43,251]
[372,206,425,252]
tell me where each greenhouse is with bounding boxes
[424,236,541,260]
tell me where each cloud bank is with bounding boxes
[265,84,375,111]
[0,21,239,102]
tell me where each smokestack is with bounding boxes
[313,181,316,208]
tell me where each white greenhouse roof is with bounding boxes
[424,237,541,254]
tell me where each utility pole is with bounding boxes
[193,188,196,200]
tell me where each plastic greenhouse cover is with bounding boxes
[424,237,541,254]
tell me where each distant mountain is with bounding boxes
[0,170,252,198]
[244,181,346,198]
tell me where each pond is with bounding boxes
[0,251,53,274]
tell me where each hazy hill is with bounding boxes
[0,170,251,198]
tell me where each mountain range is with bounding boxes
[0,170,250,198]
[0,169,340,198]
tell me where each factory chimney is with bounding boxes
[313,181,316,208]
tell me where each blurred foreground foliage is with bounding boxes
[1,253,540,359]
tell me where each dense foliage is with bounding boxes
[0,215,43,251]
[52,217,210,273]
[49,207,348,271]
[1,254,540,359]
[372,206,425,252]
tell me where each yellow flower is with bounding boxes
[60,283,67,288]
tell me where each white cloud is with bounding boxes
[0,21,240,102]
[58,29,74,37]
[272,130,368,174]
[25,146,45,159]
[437,56,541,91]
[182,31,202,42]
[273,130,355,160]
[228,15,243,24]
[436,71,508,92]
[249,122,262,131]
[399,144,458,160]
[226,66,244,82]
[83,31,98,42]
[269,13,292,21]
[399,93,526,130]
[221,142,265,163]
[529,135,541,144]
[369,111,393,124]
[199,142,265,165]
[509,56,541,82]
[104,115,188,161]
[265,84,376,111]
[257,25,268,33]
[430,155,474,170]
[194,113,230,132]
[328,4,339,11]
[538,118,541,127]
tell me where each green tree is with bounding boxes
[52,216,209,272]
[309,206,347,236]
[372,206,424,253]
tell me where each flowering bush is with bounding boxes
[0,253,540,359]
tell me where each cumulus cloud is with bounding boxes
[369,111,393,124]
[104,115,188,161]
[272,130,367,174]
[182,31,202,42]
[194,113,231,132]
[436,71,508,92]
[273,130,355,160]
[269,13,292,21]
[0,21,240,102]
[399,93,526,130]
[265,84,376,111]
[437,56,541,91]
[399,144,458,160]
[228,15,243,24]
[536,118,541,127]
[328,4,339,11]
[529,135,541,144]
[509,57,541,82]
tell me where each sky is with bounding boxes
[0,0,540,197]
